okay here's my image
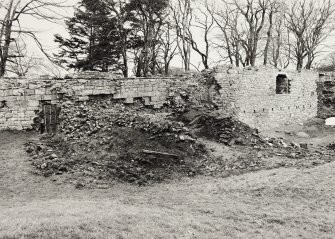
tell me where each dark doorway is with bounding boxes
[41,103,59,134]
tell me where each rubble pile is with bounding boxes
[165,70,220,114]
[318,80,335,118]
[202,144,335,178]
[188,115,263,146]
[27,98,206,186]
[58,99,190,141]
[327,143,335,150]
[203,153,266,176]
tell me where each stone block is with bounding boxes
[28,100,40,107]
[5,90,13,96]
[35,88,45,95]
[126,92,136,98]
[113,93,121,99]
[77,96,89,101]
[143,97,151,106]
[41,95,55,101]
[12,89,24,96]
[125,98,134,104]
[82,89,93,95]
[24,89,35,95]
[151,96,159,102]
[73,85,85,91]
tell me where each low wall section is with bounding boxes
[0,72,180,130]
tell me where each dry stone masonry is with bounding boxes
[0,72,181,131]
[0,66,319,131]
[214,65,318,130]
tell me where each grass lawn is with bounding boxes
[0,131,334,239]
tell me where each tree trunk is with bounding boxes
[250,33,260,67]
[305,53,313,69]
[136,58,142,77]
[250,54,256,66]
[273,31,281,67]
[0,63,5,77]
[182,41,190,72]
[0,0,14,77]
[297,57,303,71]
[203,58,209,69]
[122,58,128,77]
[164,63,169,75]
[1,22,13,77]
[182,0,191,72]
[121,37,128,77]
[264,12,274,66]
[120,29,128,77]
[250,44,256,66]
[235,41,240,67]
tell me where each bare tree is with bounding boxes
[180,0,214,70]
[157,21,178,75]
[269,14,283,67]
[233,0,270,66]
[285,0,335,70]
[261,2,292,69]
[6,37,39,76]
[170,0,192,72]
[211,0,245,67]
[0,0,66,77]
[210,0,271,67]
[318,51,335,72]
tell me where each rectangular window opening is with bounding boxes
[276,74,291,94]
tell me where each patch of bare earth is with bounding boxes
[0,131,334,239]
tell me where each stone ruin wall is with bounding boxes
[0,72,181,130]
[0,67,319,131]
[214,66,318,130]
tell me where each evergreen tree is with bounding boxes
[103,0,138,77]
[54,0,121,72]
